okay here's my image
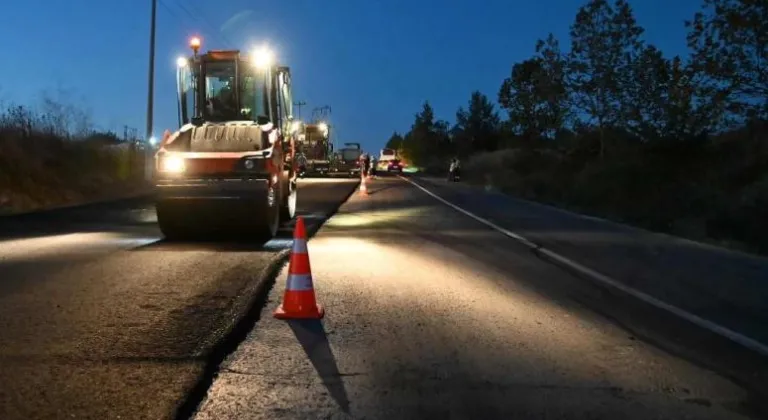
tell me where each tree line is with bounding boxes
[385,0,768,254]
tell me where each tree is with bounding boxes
[499,58,544,140]
[434,119,452,157]
[534,33,570,138]
[455,91,500,155]
[624,47,711,141]
[385,131,404,150]
[686,0,768,123]
[498,34,569,142]
[404,101,444,164]
[568,0,645,156]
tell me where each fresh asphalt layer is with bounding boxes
[0,177,359,420]
[191,175,768,420]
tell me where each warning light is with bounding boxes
[190,36,201,55]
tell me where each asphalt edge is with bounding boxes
[172,247,290,420]
[0,188,155,218]
[400,175,768,358]
[173,180,360,420]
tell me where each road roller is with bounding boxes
[153,38,298,240]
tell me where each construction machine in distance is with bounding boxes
[153,37,298,240]
[295,121,332,177]
[331,142,363,177]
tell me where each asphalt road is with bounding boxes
[0,177,359,420]
[193,175,768,420]
[412,175,768,346]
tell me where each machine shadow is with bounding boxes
[131,209,334,253]
[288,319,351,413]
[131,226,299,253]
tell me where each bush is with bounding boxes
[0,98,147,214]
[462,125,768,254]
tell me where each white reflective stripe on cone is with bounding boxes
[292,238,308,254]
[286,273,314,291]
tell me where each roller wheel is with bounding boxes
[156,202,197,241]
[280,177,297,222]
[246,181,281,241]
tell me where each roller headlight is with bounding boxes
[161,156,186,173]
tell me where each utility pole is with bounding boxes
[293,101,306,120]
[144,0,157,182]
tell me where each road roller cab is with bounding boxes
[153,38,298,240]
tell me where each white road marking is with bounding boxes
[400,175,768,357]
[419,177,764,260]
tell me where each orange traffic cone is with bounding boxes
[359,173,369,196]
[273,217,324,320]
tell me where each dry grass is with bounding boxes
[0,99,150,214]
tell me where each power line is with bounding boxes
[157,0,202,44]
[185,0,234,45]
[163,0,235,48]
[312,105,332,122]
[157,0,179,20]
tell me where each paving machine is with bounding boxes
[153,38,298,240]
[296,121,332,177]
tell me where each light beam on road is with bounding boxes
[324,207,432,228]
[0,232,159,261]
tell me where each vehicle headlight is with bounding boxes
[161,156,186,173]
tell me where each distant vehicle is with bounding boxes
[332,144,362,177]
[379,148,397,162]
[387,158,403,174]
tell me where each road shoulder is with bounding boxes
[408,175,768,349]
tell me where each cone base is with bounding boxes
[273,303,324,320]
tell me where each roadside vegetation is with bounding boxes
[386,0,768,255]
[0,92,149,214]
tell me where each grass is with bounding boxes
[0,100,150,215]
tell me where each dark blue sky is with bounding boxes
[1,0,702,152]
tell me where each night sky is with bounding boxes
[0,0,703,152]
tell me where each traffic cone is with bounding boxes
[273,217,324,320]
[359,172,369,196]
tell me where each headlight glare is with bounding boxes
[161,156,186,173]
